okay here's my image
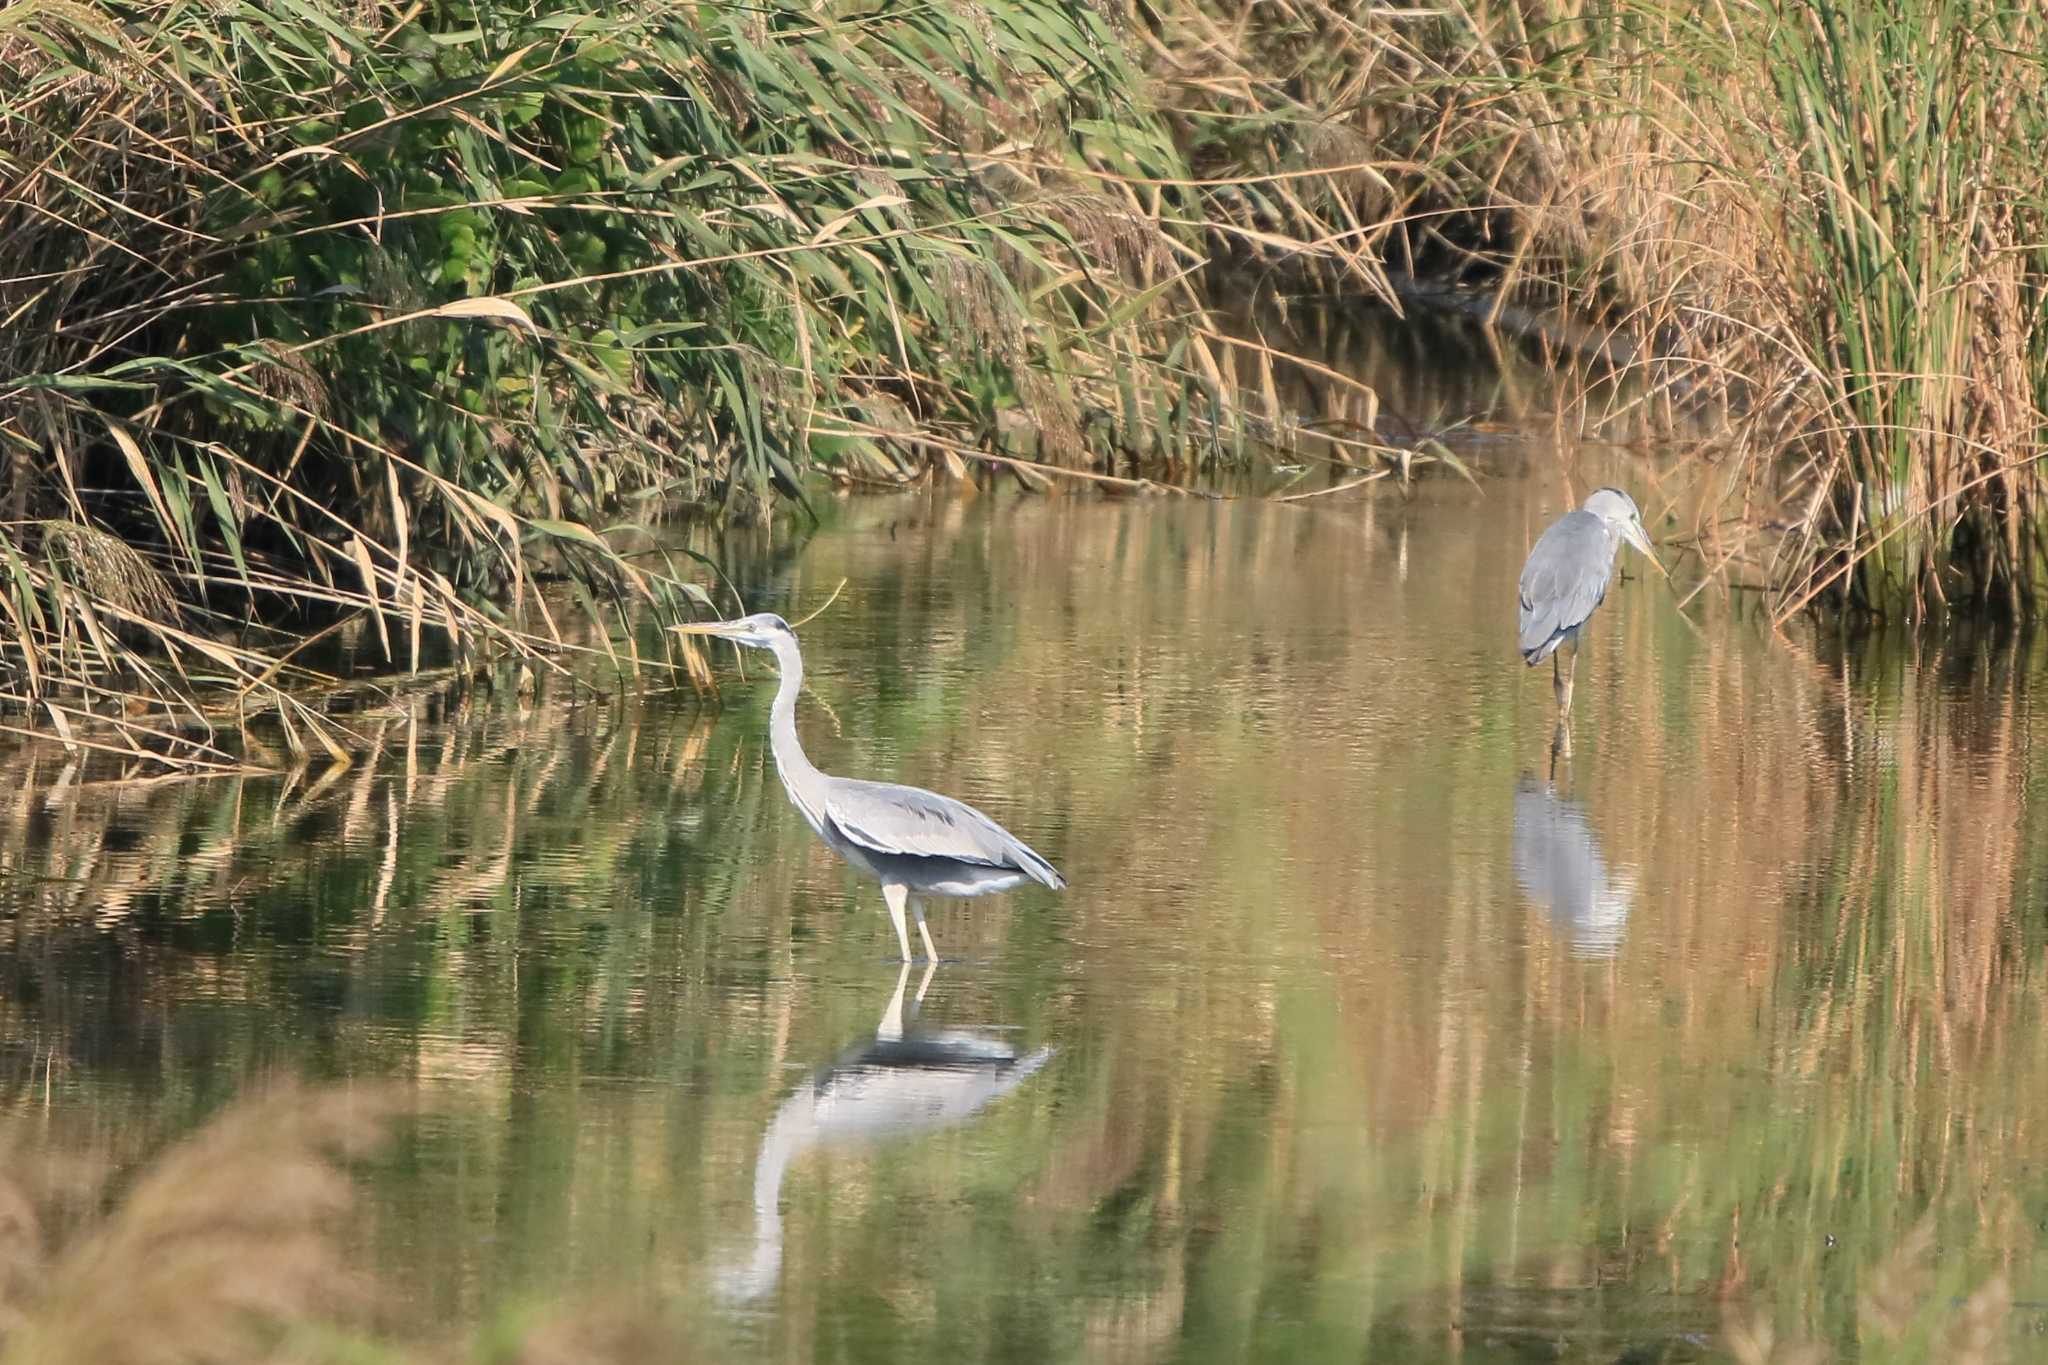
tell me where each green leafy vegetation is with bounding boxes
[0,0,1267,761]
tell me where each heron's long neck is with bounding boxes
[766,636,828,825]
[717,1099,808,1301]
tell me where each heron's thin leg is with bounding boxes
[1549,718,1572,779]
[912,897,938,963]
[882,882,913,963]
[877,960,911,1041]
[1556,645,1577,715]
[915,957,937,1005]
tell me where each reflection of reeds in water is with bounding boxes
[785,492,2048,1356]
[4,491,2048,1355]
[0,668,750,1114]
[0,669,704,927]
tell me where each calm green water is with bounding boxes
[6,419,2048,1358]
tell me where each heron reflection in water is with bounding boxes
[717,962,1054,1302]
[673,613,1065,962]
[1512,776,1636,959]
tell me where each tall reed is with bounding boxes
[1743,0,2048,617]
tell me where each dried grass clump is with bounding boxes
[0,1085,402,1365]
[245,344,331,424]
[0,1084,709,1364]
[37,522,181,628]
[1041,192,1177,283]
[1853,1218,2012,1365]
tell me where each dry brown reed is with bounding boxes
[0,1084,708,1363]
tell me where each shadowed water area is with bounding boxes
[4,320,2048,1361]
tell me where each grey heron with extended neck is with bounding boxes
[1518,487,1665,716]
[674,613,1065,962]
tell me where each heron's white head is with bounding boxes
[671,611,795,650]
[1581,487,1662,567]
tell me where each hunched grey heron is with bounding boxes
[1517,487,1664,715]
[673,613,1065,962]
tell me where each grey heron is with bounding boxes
[673,613,1065,962]
[1517,487,1664,714]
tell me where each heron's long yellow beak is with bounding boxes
[1624,521,1670,578]
[669,620,747,638]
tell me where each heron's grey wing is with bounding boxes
[1518,510,1615,660]
[823,779,1065,889]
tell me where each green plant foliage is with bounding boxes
[1746,0,2048,616]
[0,0,1241,749]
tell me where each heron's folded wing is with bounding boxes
[1518,513,1613,653]
[824,781,1064,888]
[824,781,1018,866]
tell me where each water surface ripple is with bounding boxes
[2,478,2045,1362]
